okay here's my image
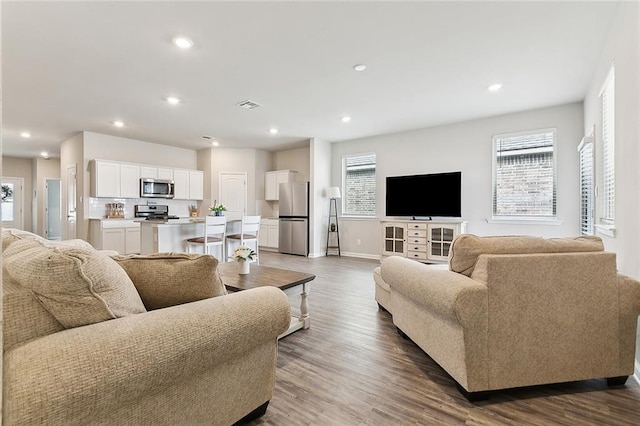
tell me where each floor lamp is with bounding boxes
[326,187,341,256]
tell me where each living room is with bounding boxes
[2,1,640,424]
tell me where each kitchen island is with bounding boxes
[138,217,240,258]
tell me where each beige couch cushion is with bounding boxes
[449,234,604,276]
[112,252,227,310]
[3,238,146,328]
[2,227,46,251]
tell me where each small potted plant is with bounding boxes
[233,245,256,275]
[209,201,227,216]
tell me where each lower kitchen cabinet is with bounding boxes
[259,219,279,250]
[90,219,141,254]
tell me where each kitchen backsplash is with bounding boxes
[88,198,199,219]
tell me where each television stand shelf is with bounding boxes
[380,219,466,264]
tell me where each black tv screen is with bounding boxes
[385,172,461,218]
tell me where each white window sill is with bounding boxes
[340,215,378,221]
[595,224,616,237]
[486,217,563,226]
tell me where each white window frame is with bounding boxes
[596,65,615,237]
[490,128,559,223]
[341,152,377,218]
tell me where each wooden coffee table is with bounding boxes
[218,262,316,339]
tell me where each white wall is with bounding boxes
[60,133,85,239]
[310,138,331,257]
[582,1,640,378]
[331,102,584,257]
[83,131,197,169]
[274,146,311,182]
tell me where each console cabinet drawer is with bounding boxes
[407,251,428,260]
[407,237,427,245]
[408,244,427,253]
[408,229,427,238]
[407,223,427,230]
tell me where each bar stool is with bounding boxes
[226,215,261,264]
[186,215,227,261]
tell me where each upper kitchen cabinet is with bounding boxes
[90,159,203,200]
[90,160,139,198]
[265,170,297,200]
[173,169,204,200]
[157,168,174,180]
[140,166,158,179]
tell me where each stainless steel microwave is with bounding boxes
[140,178,175,199]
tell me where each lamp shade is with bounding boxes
[327,187,341,199]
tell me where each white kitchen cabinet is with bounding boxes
[120,163,140,198]
[90,219,141,254]
[265,170,297,200]
[157,168,173,180]
[140,166,157,179]
[172,169,204,200]
[173,169,190,199]
[189,170,204,200]
[91,160,120,198]
[259,219,279,249]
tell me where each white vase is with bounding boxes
[239,259,250,275]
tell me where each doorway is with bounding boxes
[46,178,62,240]
[1,177,24,229]
[219,172,247,222]
[66,164,77,239]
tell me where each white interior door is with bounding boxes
[66,164,77,240]
[1,177,24,229]
[46,179,62,240]
[219,172,247,222]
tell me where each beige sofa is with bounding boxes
[3,229,291,425]
[375,234,640,399]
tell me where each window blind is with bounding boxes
[578,137,594,235]
[601,69,615,224]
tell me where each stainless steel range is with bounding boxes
[134,205,180,220]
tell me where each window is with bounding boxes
[578,135,594,235]
[600,66,615,225]
[492,129,557,218]
[343,153,376,216]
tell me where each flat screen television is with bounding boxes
[385,171,461,218]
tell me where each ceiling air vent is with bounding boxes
[236,100,263,110]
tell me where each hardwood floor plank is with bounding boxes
[247,252,640,425]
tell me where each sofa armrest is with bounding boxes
[617,273,640,370]
[4,287,291,425]
[381,256,487,326]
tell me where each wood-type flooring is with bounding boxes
[250,252,640,425]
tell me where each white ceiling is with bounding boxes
[2,1,618,159]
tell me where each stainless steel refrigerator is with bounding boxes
[279,182,309,256]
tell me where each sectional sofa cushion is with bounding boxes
[3,238,146,328]
[449,234,604,277]
[2,227,46,251]
[112,252,227,310]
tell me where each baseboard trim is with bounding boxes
[340,251,379,260]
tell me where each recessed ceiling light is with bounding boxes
[353,64,367,72]
[173,37,193,49]
[211,141,220,147]
[40,151,49,158]
[20,131,31,138]
[488,83,503,92]
[165,97,181,105]
[341,116,352,123]
[112,121,125,128]
[269,128,278,134]
[201,135,213,140]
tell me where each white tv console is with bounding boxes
[380,219,467,264]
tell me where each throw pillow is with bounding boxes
[3,238,146,328]
[112,252,227,310]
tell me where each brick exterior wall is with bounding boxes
[494,152,555,216]
[344,154,376,215]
